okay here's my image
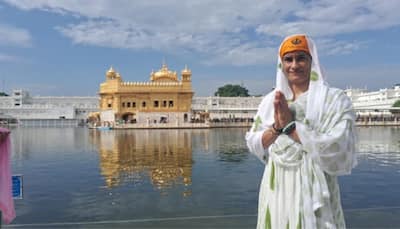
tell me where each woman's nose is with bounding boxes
[290,59,300,68]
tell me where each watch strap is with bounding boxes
[282,121,296,135]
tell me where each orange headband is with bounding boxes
[279,35,310,58]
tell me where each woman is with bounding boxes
[246,34,357,229]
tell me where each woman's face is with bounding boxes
[281,51,312,88]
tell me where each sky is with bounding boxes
[0,0,399,96]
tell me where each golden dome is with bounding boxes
[151,63,178,82]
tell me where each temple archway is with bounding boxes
[122,112,136,123]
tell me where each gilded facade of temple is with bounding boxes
[99,63,193,124]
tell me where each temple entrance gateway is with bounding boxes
[122,112,136,124]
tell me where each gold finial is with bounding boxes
[108,66,115,72]
[182,64,191,75]
[106,66,117,78]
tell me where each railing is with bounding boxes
[17,119,82,127]
[92,117,400,130]
[356,116,400,126]
[111,121,252,129]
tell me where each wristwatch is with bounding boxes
[282,121,296,135]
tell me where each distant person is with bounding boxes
[246,34,357,228]
[0,128,16,225]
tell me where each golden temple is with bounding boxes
[98,63,193,124]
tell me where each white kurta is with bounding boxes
[246,88,356,229]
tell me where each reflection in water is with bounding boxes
[8,127,400,227]
[11,127,95,160]
[356,127,400,167]
[357,127,400,152]
[218,147,249,162]
[190,128,250,162]
[89,129,193,194]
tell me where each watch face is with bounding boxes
[283,122,296,135]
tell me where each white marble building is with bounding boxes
[1,84,399,126]
[345,84,400,110]
[0,89,98,126]
[192,96,261,120]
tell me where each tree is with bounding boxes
[214,84,250,97]
[393,100,400,107]
[0,92,8,96]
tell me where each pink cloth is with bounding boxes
[0,127,15,224]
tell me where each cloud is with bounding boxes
[56,20,219,52]
[256,0,400,37]
[0,24,32,47]
[0,53,19,62]
[316,38,367,56]
[202,43,277,66]
[4,0,400,65]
